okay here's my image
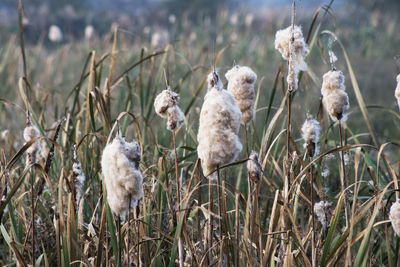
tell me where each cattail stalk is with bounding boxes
[216,166,223,265]
[338,120,349,228]
[310,160,316,267]
[208,178,213,265]
[172,129,184,267]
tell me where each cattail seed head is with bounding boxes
[301,115,321,157]
[275,25,309,71]
[314,200,332,227]
[48,25,63,42]
[225,65,257,124]
[207,69,223,91]
[72,145,85,205]
[154,87,184,131]
[247,151,262,183]
[24,120,41,165]
[395,74,400,111]
[321,70,350,121]
[390,201,400,236]
[197,71,242,179]
[101,135,143,217]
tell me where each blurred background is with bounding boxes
[0,0,399,143]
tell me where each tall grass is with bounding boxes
[0,1,400,266]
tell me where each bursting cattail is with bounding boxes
[301,115,321,157]
[247,151,262,183]
[24,119,41,165]
[395,74,400,111]
[275,25,309,71]
[154,87,184,131]
[225,65,257,124]
[72,145,85,205]
[314,200,332,227]
[197,70,242,178]
[321,70,350,121]
[390,201,400,236]
[101,135,143,217]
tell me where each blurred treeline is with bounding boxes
[0,0,399,44]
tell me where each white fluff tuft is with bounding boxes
[301,115,321,157]
[314,201,332,227]
[48,25,63,42]
[24,123,41,164]
[390,201,400,237]
[395,74,400,111]
[154,88,184,131]
[73,161,85,205]
[101,136,143,217]
[247,151,262,183]
[198,71,242,179]
[274,25,309,71]
[225,65,257,124]
[321,70,350,121]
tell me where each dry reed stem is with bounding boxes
[338,120,349,229]
[172,129,184,267]
[310,159,316,267]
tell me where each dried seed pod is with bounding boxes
[197,70,242,179]
[101,136,143,217]
[154,87,184,131]
[225,65,257,124]
[395,74,400,111]
[247,151,262,183]
[390,201,400,236]
[321,69,350,121]
[314,200,332,227]
[24,119,41,165]
[275,25,309,71]
[72,145,85,205]
[301,115,321,157]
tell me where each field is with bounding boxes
[0,0,400,266]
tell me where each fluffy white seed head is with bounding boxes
[167,105,184,131]
[390,201,400,236]
[225,65,257,124]
[314,200,332,227]
[24,123,41,164]
[73,161,85,204]
[287,51,299,92]
[395,74,400,111]
[321,70,349,121]
[301,115,321,157]
[207,70,223,91]
[48,25,63,42]
[101,136,143,217]
[154,88,184,131]
[275,25,309,71]
[247,151,262,183]
[321,70,345,94]
[198,71,242,179]
[84,25,94,40]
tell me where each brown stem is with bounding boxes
[235,192,240,267]
[31,169,35,265]
[244,125,249,157]
[127,194,131,265]
[338,120,349,228]
[217,166,223,266]
[172,129,184,267]
[286,91,292,187]
[310,159,316,267]
[118,216,121,266]
[208,178,213,265]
